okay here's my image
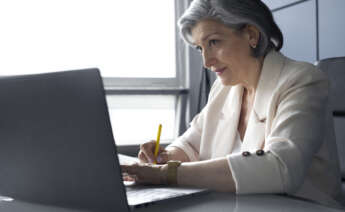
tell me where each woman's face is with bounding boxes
[191,19,259,86]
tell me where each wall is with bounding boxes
[262,0,345,63]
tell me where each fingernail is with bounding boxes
[157,156,162,163]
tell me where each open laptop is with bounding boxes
[0,69,205,212]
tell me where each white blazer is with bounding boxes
[169,51,343,207]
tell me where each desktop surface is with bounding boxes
[1,192,343,212]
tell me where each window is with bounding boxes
[107,95,176,144]
[0,0,188,145]
[0,0,176,78]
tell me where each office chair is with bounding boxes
[316,57,345,196]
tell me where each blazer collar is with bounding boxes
[253,51,286,121]
[241,51,286,151]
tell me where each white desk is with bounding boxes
[0,192,343,212]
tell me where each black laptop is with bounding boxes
[0,69,206,211]
[0,69,129,211]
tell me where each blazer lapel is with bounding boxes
[212,85,243,158]
[242,51,286,151]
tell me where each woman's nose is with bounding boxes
[202,51,217,69]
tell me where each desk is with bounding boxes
[0,192,343,212]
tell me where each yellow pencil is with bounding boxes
[153,124,162,164]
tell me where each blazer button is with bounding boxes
[256,150,265,156]
[242,151,251,157]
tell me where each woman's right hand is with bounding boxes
[138,140,170,164]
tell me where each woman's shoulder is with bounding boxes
[278,54,328,88]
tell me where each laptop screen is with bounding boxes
[0,69,129,212]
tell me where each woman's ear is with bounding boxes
[244,25,260,49]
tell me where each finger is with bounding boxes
[138,151,148,163]
[139,140,156,151]
[123,174,135,182]
[122,173,131,181]
[158,146,166,153]
[157,148,167,156]
[121,164,139,175]
[141,142,156,163]
[156,151,169,164]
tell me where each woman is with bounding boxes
[121,0,343,207]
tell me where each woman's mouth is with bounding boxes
[214,67,226,76]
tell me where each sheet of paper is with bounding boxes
[118,154,139,165]
[126,185,207,206]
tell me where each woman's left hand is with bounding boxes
[121,163,168,185]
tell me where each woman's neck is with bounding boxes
[241,56,264,97]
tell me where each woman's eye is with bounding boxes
[208,39,219,47]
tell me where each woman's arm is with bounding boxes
[121,157,236,192]
[227,65,330,194]
[177,157,236,192]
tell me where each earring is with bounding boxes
[251,43,257,49]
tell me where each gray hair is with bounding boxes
[178,0,283,57]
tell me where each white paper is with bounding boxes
[126,185,207,206]
[118,154,140,165]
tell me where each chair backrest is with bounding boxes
[316,57,345,180]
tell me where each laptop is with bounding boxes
[0,69,205,212]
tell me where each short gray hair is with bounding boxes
[178,0,283,57]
